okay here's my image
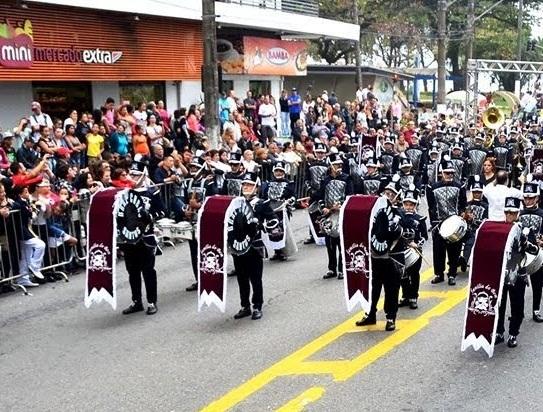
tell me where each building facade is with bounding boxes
[0,0,359,130]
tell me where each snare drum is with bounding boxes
[404,247,420,269]
[522,248,543,275]
[171,221,194,240]
[156,218,176,238]
[439,215,467,243]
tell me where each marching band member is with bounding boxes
[467,133,489,176]
[460,176,488,272]
[229,172,277,320]
[378,135,399,177]
[399,185,427,310]
[397,156,421,195]
[184,156,218,292]
[404,133,426,181]
[449,139,468,184]
[260,161,295,261]
[518,178,543,323]
[303,142,329,244]
[427,156,467,286]
[496,196,532,348]
[121,187,165,316]
[344,136,366,194]
[221,152,245,196]
[312,153,353,279]
[356,177,405,331]
[422,143,441,190]
[361,152,384,196]
[493,131,513,171]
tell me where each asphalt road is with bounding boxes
[1,203,543,412]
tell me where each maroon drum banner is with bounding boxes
[339,195,387,312]
[85,188,122,310]
[197,195,238,313]
[461,221,520,357]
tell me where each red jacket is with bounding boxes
[12,173,43,188]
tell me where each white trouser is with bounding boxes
[18,237,46,282]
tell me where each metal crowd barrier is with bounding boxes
[0,209,26,293]
[0,196,92,296]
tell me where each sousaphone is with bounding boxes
[482,107,505,148]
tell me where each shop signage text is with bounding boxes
[0,18,123,69]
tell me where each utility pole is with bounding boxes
[202,0,220,149]
[437,0,447,106]
[352,0,363,90]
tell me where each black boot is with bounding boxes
[431,275,444,284]
[398,298,409,307]
[251,308,262,320]
[337,272,344,280]
[122,302,144,315]
[356,314,376,326]
[234,307,252,319]
[495,333,504,345]
[146,303,158,315]
[185,282,198,292]
[409,299,418,310]
[385,319,396,331]
[507,335,518,348]
[448,276,457,286]
[533,311,543,323]
[323,271,337,279]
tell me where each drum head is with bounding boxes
[227,204,257,255]
[117,190,147,244]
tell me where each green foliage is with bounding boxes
[316,0,542,71]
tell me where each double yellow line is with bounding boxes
[202,268,467,411]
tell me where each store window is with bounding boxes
[119,82,166,107]
[32,82,92,122]
[221,80,234,94]
[249,80,271,98]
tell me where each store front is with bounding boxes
[0,1,202,128]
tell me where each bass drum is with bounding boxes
[522,247,543,275]
[439,215,467,243]
[404,247,420,269]
[227,200,257,256]
[116,190,148,244]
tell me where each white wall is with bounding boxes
[164,81,181,113]
[0,82,33,133]
[180,81,203,109]
[224,73,282,125]
[91,82,120,110]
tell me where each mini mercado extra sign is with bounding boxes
[0,18,123,69]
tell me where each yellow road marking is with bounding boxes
[275,387,325,412]
[201,268,467,412]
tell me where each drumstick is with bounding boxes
[297,197,310,202]
[411,246,432,267]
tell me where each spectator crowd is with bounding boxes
[3,82,538,290]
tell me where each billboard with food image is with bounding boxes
[244,36,307,76]
[217,36,245,74]
[216,35,307,76]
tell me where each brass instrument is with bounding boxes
[482,107,505,148]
